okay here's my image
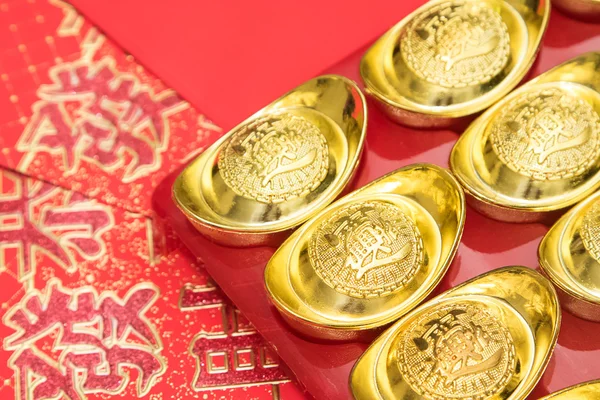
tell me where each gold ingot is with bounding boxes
[539,191,600,322]
[173,75,367,247]
[360,0,550,128]
[541,380,600,399]
[451,52,600,222]
[351,266,560,400]
[553,0,600,21]
[264,164,465,340]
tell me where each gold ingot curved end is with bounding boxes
[553,0,600,21]
[539,191,600,322]
[350,266,561,400]
[541,380,600,399]
[173,75,367,247]
[360,0,550,128]
[264,163,465,341]
[451,52,600,222]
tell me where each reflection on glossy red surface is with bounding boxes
[154,11,600,400]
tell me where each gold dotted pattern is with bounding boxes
[491,87,600,180]
[397,302,516,400]
[218,113,329,204]
[401,0,510,88]
[308,201,423,298]
[581,198,600,263]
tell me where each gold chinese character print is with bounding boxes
[581,198,600,263]
[397,303,516,400]
[3,280,165,400]
[17,56,187,183]
[308,201,423,298]
[491,88,600,180]
[401,0,510,88]
[218,113,329,203]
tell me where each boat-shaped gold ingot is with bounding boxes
[553,0,600,21]
[351,266,560,400]
[539,191,600,322]
[451,52,600,222]
[541,380,600,399]
[360,0,550,128]
[264,164,465,340]
[173,75,367,247]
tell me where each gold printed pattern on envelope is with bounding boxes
[218,113,329,203]
[397,302,516,400]
[491,88,600,180]
[401,0,510,88]
[581,199,600,262]
[308,201,423,298]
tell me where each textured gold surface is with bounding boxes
[173,75,367,246]
[351,266,561,400]
[308,200,423,298]
[539,191,600,321]
[265,164,465,340]
[541,379,600,399]
[490,88,600,181]
[218,113,329,204]
[397,302,515,400]
[361,0,550,128]
[401,1,510,88]
[451,53,600,222]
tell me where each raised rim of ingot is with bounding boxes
[172,74,367,247]
[264,163,465,341]
[450,52,600,222]
[350,266,561,400]
[540,379,600,399]
[553,0,600,21]
[360,0,550,128]
[539,190,600,322]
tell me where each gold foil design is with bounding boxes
[401,0,510,88]
[397,302,515,400]
[580,199,600,263]
[308,201,423,298]
[218,113,329,204]
[490,88,600,180]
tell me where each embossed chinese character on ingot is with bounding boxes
[541,379,600,399]
[539,190,600,322]
[451,53,600,222]
[360,0,549,128]
[264,164,465,340]
[173,75,366,247]
[351,266,561,400]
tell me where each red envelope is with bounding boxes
[68,0,426,129]
[0,0,222,216]
[0,167,304,400]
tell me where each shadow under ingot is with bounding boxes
[539,191,600,322]
[351,266,561,400]
[553,0,600,21]
[264,164,465,341]
[173,75,367,247]
[541,380,600,399]
[451,52,600,222]
[360,0,550,128]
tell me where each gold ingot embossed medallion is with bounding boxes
[173,75,366,246]
[541,380,600,399]
[553,0,600,21]
[539,191,600,322]
[361,0,550,128]
[451,53,600,222]
[351,266,561,400]
[264,164,465,340]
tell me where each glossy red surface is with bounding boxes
[68,0,426,130]
[153,10,600,400]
